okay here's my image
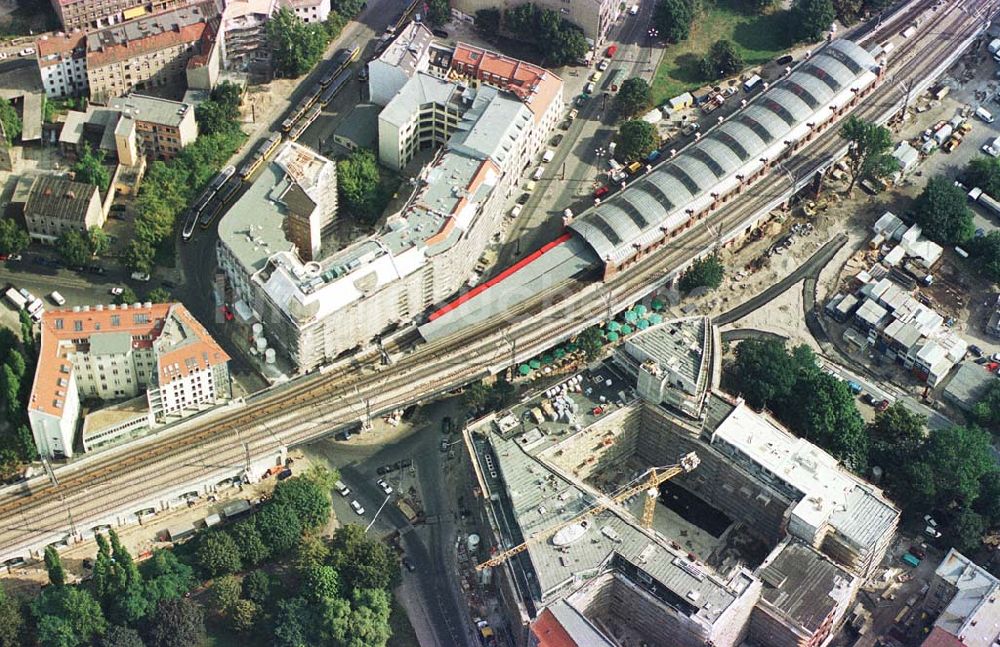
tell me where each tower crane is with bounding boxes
[477,452,700,571]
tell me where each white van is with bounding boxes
[532,167,544,181]
[334,480,351,497]
[629,4,639,15]
[584,82,595,94]
[49,291,65,306]
[976,106,995,123]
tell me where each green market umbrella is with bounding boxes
[621,324,633,335]
[541,354,554,365]
[624,310,638,323]
[637,319,650,330]
[554,348,566,359]
[649,313,664,324]
[529,359,541,369]
[606,331,620,342]
[651,299,665,311]
[567,343,579,352]
[518,364,532,375]
[607,321,622,332]
[634,304,648,317]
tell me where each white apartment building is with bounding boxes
[217,39,563,372]
[368,21,436,106]
[36,33,89,99]
[283,0,330,23]
[28,302,231,459]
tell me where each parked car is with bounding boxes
[109,287,124,296]
[909,545,927,560]
[431,28,448,38]
[376,478,393,495]
[335,429,352,441]
[18,48,35,57]
[335,480,351,497]
[970,344,984,357]
[350,500,365,515]
[402,557,416,572]
[130,271,150,282]
[875,399,890,413]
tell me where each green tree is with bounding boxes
[974,470,1000,523]
[210,575,241,615]
[0,219,29,256]
[101,625,145,647]
[303,464,340,491]
[0,365,19,414]
[839,116,898,194]
[654,0,697,42]
[324,588,392,647]
[427,0,450,25]
[328,524,401,593]
[965,156,1000,196]
[241,570,271,604]
[295,533,332,574]
[72,143,110,194]
[268,8,329,78]
[912,176,974,244]
[475,9,501,36]
[724,338,798,411]
[32,586,107,647]
[0,585,24,647]
[867,403,926,483]
[145,288,171,304]
[304,564,341,602]
[616,120,657,163]
[337,149,382,223]
[700,39,744,80]
[945,507,986,554]
[273,597,315,647]
[87,227,111,257]
[0,99,20,144]
[58,230,93,267]
[504,3,535,32]
[230,599,259,634]
[462,381,492,412]
[123,239,154,275]
[195,531,242,577]
[44,546,66,587]
[970,231,1000,284]
[195,82,243,136]
[678,255,725,293]
[139,550,194,607]
[793,0,835,41]
[973,379,1000,431]
[272,475,332,529]
[832,0,863,24]
[784,369,868,469]
[114,287,139,306]
[146,598,204,647]
[575,326,605,360]
[230,519,270,567]
[255,502,303,555]
[919,426,996,510]
[615,79,652,118]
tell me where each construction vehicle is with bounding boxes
[476,452,700,570]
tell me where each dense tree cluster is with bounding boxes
[724,339,868,469]
[0,98,20,145]
[0,218,29,256]
[973,380,1000,433]
[71,143,111,195]
[195,82,244,137]
[427,0,450,26]
[474,8,501,37]
[792,0,836,41]
[57,227,110,267]
[500,4,588,66]
[268,8,347,78]
[615,78,652,119]
[616,120,658,162]
[912,176,974,245]
[7,469,402,646]
[678,255,725,293]
[0,325,37,478]
[336,149,387,224]
[839,116,898,194]
[699,40,743,81]
[654,0,700,42]
[462,377,515,415]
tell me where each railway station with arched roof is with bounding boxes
[569,39,880,276]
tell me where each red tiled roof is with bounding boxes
[451,42,562,124]
[36,33,86,66]
[530,609,578,647]
[922,627,967,647]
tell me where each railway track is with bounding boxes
[0,0,988,557]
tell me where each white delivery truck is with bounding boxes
[542,149,555,163]
[976,106,995,123]
[3,287,26,310]
[49,291,65,306]
[743,74,762,93]
[990,38,1000,55]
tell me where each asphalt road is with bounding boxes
[303,398,475,647]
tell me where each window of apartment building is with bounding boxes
[73,320,83,332]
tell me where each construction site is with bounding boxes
[464,316,900,647]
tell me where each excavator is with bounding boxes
[476,452,700,571]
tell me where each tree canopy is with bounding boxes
[337,149,384,224]
[328,525,401,593]
[268,8,331,78]
[255,502,303,555]
[474,9,501,36]
[654,0,698,42]
[575,326,605,360]
[195,82,243,137]
[32,586,107,647]
[793,0,835,41]
[678,255,725,293]
[194,531,242,578]
[145,598,204,647]
[0,585,23,647]
[912,176,974,244]
[0,219,28,256]
[58,230,94,268]
[426,0,450,25]
[840,116,898,194]
[964,156,1000,197]
[615,79,652,119]
[973,379,1000,431]
[699,40,744,80]
[72,143,110,194]
[616,120,658,162]
[501,4,587,65]
[0,99,20,145]
[272,475,332,530]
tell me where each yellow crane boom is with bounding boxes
[477,452,699,571]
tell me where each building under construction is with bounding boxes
[465,316,898,647]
